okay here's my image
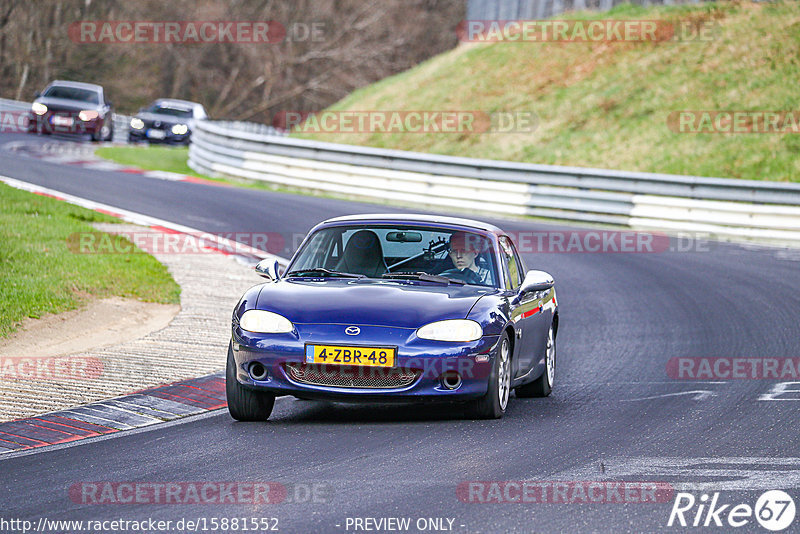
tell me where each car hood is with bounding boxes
[35,97,101,112]
[135,112,193,126]
[255,278,499,328]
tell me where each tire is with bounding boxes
[93,122,112,143]
[466,331,512,419]
[226,343,275,421]
[515,323,555,398]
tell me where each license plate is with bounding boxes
[53,116,73,126]
[305,344,396,367]
[147,129,166,139]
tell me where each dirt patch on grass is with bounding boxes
[0,297,179,359]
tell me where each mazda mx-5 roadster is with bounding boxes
[227,214,558,420]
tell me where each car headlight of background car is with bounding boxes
[239,310,294,333]
[130,117,145,130]
[171,123,189,135]
[416,319,482,342]
[31,103,47,115]
[78,110,99,121]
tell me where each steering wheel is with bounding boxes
[440,268,482,284]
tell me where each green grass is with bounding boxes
[291,1,800,182]
[0,183,181,338]
[95,145,324,194]
[95,145,195,175]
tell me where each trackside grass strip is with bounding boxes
[0,182,180,338]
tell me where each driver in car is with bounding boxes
[440,232,492,285]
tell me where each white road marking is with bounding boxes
[623,390,718,401]
[759,382,800,401]
[554,457,800,491]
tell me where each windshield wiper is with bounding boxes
[285,268,365,279]
[382,272,465,285]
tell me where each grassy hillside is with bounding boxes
[295,1,800,182]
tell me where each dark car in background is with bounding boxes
[28,80,114,142]
[128,99,207,145]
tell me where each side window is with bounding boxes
[499,236,522,290]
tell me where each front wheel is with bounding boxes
[226,343,275,421]
[466,331,511,419]
[516,323,555,398]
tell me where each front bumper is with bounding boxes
[28,112,102,135]
[128,127,190,144]
[231,323,498,402]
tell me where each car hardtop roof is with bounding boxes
[152,98,202,109]
[319,213,504,235]
[47,80,103,92]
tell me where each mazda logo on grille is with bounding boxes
[345,326,360,335]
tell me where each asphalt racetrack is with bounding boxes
[1,133,799,533]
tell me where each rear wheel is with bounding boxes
[466,332,511,419]
[226,343,275,421]
[516,324,555,398]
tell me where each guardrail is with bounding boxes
[0,97,130,142]
[185,119,799,245]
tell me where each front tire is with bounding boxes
[226,343,275,421]
[93,122,112,143]
[466,331,511,419]
[516,323,555,398]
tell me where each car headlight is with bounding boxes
[31,103,47,115]
[130,117,144,130]
[171,123,188,135]
[416,319,482,342]
[239,310,294,333]
[78,110,99,121]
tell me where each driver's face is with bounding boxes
[449,248,477,270]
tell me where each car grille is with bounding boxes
[284,363,420,389]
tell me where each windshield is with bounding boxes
[146,104,193,117]
[289,224,499,287]
[43,86,100,104]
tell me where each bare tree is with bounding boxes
[0,0,465,122]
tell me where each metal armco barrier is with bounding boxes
[188,120,800,244]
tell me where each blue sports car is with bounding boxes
[227,214,558,420]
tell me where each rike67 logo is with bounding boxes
[668,490,795,531]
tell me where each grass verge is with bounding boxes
[0,182,181,338]
[94,145,195,175]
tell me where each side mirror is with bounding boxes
[106,101,113,108]
[255,259,281,281]
[521,270,554,292]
